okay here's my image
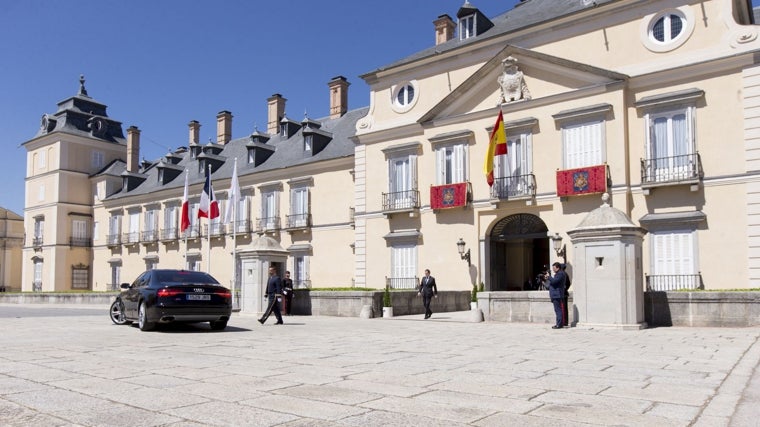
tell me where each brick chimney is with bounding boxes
[126,126,140,173]
[216,111,232,144]
[188,120,200,145]
[328,76,350,119]
[267,94,286,135]
[434,14,456,45]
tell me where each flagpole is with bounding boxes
[182,169,189,269]
[231,158,238,305]
[207,163,212,275]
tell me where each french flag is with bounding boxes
[198,166,219,219]
[180,170,190,232]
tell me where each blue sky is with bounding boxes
[0,0,758,215]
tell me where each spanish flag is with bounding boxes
[484,110,507,186]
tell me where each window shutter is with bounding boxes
[435,148,445,185]
[564,121,603,169]
[453,144,466,183]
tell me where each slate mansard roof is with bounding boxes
[103,106,369,200]
[362,0,755,78]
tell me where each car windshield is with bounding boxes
[154,271,219,285]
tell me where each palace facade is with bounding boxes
[20,0,760,313]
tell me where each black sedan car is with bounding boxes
[109,269,232,331]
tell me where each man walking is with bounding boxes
[417,269,438,319]
[545,262,567,329]
[259,266,284,325]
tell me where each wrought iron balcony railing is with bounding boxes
[641,153,703,185]
[382,190,420,212]
[490,174,536,200]
[646,273,703,291]
[185,224,202,239]
[286,213,311,229]
[160,228,178,241]
[32,281,42,292]
[106,233,121,246]
[204,223,226,237]
[230,219,251,234]
[385,276,419,290]
[122,232,140,244]
[141,230,158,243]
[69,237,92,247]
[255,217,281,233]
[32,237,43,247]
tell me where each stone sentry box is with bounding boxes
[567,194,648,330]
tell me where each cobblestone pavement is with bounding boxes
[0,305,758,426]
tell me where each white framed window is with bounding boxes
[33,259,43,290]
[562,120,605,169]
[391,244,417,289]
[33,218,44,240]
[108,214,121,244]
[495,132,533,197]
[164,206,178,238]
[186,256,201,271]
[645,107,695,182]
[110,263,121,290]
[650,12,684,44]
[209,201,224,235]
[391,81,418,113]
[650,229,699,290]
[435,143,467,185]
[262,190,279,230]
[72,219,89,246]
[293,255,309,288]
[128,212,140,243]
[145,209,158,233]
[389,154,418,209]
[290,187,309,227]
[304,135,313,152]
[233,195,250,233]
[459,14,475,40]
[188,202,200,237]
[92,151,105,170]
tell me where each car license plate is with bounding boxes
[187,294,210,301]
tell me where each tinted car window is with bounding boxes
[154,271,219,285]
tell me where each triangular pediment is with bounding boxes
[418,45,628,124]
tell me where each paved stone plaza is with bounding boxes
[0,304,759,426]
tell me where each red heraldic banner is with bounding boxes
[430,183,468,209]
[556,165,607,197]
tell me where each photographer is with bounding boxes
[545,262,567,329]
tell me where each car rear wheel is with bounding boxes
[109,301,131,325]
[138,302,155,331]
[210,320,228,331]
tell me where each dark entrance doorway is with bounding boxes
[489,213,549,291]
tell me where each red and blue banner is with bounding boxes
[556,164,607,197]
[431,183,469,209]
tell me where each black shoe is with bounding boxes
[552,325,561,329]
[258,319,265,324]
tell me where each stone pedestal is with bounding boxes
[567,195,647,330]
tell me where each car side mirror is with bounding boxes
[120,283,130,289]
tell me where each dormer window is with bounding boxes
[281,123,289,138]
[459,15,475,40]
[304,135,313,152]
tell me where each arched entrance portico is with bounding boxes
[488,213,549,291]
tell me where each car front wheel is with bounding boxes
[138,301,155,331]
[109,300,131,325]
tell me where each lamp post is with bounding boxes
[456,238,471,266]
[550,232,566,263]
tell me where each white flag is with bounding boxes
[223,159,241,225]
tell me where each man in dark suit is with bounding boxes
[259,266,283,325]
[546,262,567,329]
[417,269,438,319]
